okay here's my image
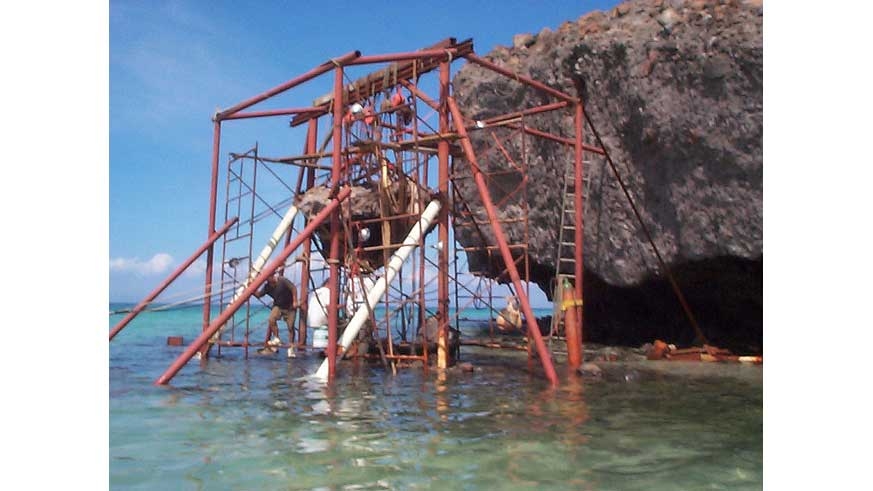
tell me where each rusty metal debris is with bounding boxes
[646,339,762,364]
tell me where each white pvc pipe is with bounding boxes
[314,199,442,380]
[233,205,299,301]
[211,205,300,344]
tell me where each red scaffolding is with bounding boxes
[111,37,603,387]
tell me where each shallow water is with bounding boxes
[109,306,762,490]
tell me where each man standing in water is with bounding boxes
[254,273,298,355]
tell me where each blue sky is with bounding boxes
[109,0,621,305]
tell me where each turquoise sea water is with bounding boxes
[109,304,762,490]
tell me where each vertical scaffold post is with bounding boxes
[437,59,451,369]
[327,62,344,381]
[297,119,318,348]
[201,119,222,359]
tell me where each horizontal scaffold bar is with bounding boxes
[454,217,529,226]
[458,244,529,251]
[221,107,326,121]
[291,38,474,127]
[216,51,362,121]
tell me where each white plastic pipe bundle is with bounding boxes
[314,199,441,380]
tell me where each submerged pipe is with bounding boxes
[313,199,442,381]
[154,187,351,386]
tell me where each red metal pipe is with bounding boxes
[200,119,221,358]
[517,125,573,145]
[420,117,430,368]
[221,107,326,121]
[154,187,352,385]
[109,217,239,341]
[507,123,606,155]
[573,102,585,359]
[562,279,581,369]
[481,101,569,126]
[346,48,457,66]
[399,79,441,112]
[437,59,451,368]
[297,119,318,347]
[464,53,577,104]
[447,96,559,386]
[216,51,361,120]
[487,131,528,209]
[326,64,344,381]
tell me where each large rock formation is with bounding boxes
[451,0,762,352]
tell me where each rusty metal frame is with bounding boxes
[124,37,610,387]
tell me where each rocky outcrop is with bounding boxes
[451,0,763,351]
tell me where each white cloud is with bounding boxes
[109,253,174,276]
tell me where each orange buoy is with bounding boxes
[391,89,404,107]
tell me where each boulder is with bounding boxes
[451,0,762,351]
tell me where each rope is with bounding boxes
[111,253,307,316]
[581,103,709,346]
[110,280,239,315]
[472,276,486,309]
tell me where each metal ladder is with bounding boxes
[217,147,258,350]
[550,159,588,337]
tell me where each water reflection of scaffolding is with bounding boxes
[110,37,600,388]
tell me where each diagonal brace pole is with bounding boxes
[109,217,239,341]
[447,96,559,386]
